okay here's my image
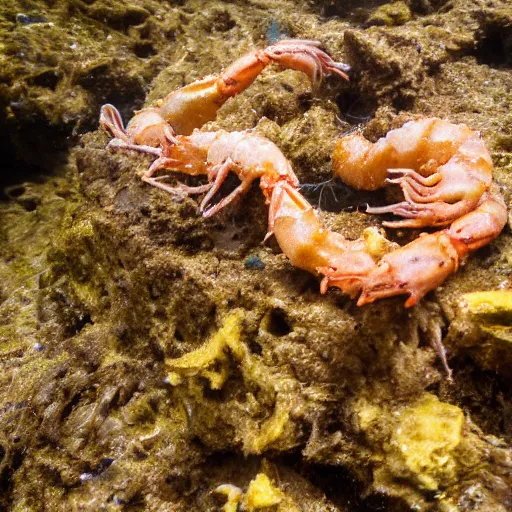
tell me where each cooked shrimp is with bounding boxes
[157,39,349,136]
[268,132,506,309]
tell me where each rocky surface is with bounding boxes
[1,0,512,510]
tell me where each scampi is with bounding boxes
[330,119,507,306]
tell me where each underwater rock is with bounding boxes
[462,290,512,332]
[375,394,464,492]
[366,1,412,27]
[1,0,512,510]
[446,291,512,378]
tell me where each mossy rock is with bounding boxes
[1,0,512,510]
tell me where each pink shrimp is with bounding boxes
[269,182,396,298]
[99,39,349,156]
[143,129,299,219]
[329,118,507,307]
[332,118,493,228]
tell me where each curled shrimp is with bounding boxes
[99,39,349,156]
[332,118,493,228]
[352,186,507,307]
[143,129,299,219]
[329,118,508,307]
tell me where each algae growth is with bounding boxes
[1,0,512,511]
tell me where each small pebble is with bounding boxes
[244,256,265,270]
[33,342,43,351]
[16,13,48,25]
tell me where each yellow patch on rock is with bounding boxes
[243,473,284,509]
[388,394,464,491]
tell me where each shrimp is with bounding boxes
[351,186,507,307]
[143,129,300,219]
[100,39,349,156]
[99,39,506,310]
[99,40,347,214]
[329,119,507,307]
[332,118,493,228]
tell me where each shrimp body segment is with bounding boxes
[332,118,494,228]
[270,182,390,298]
